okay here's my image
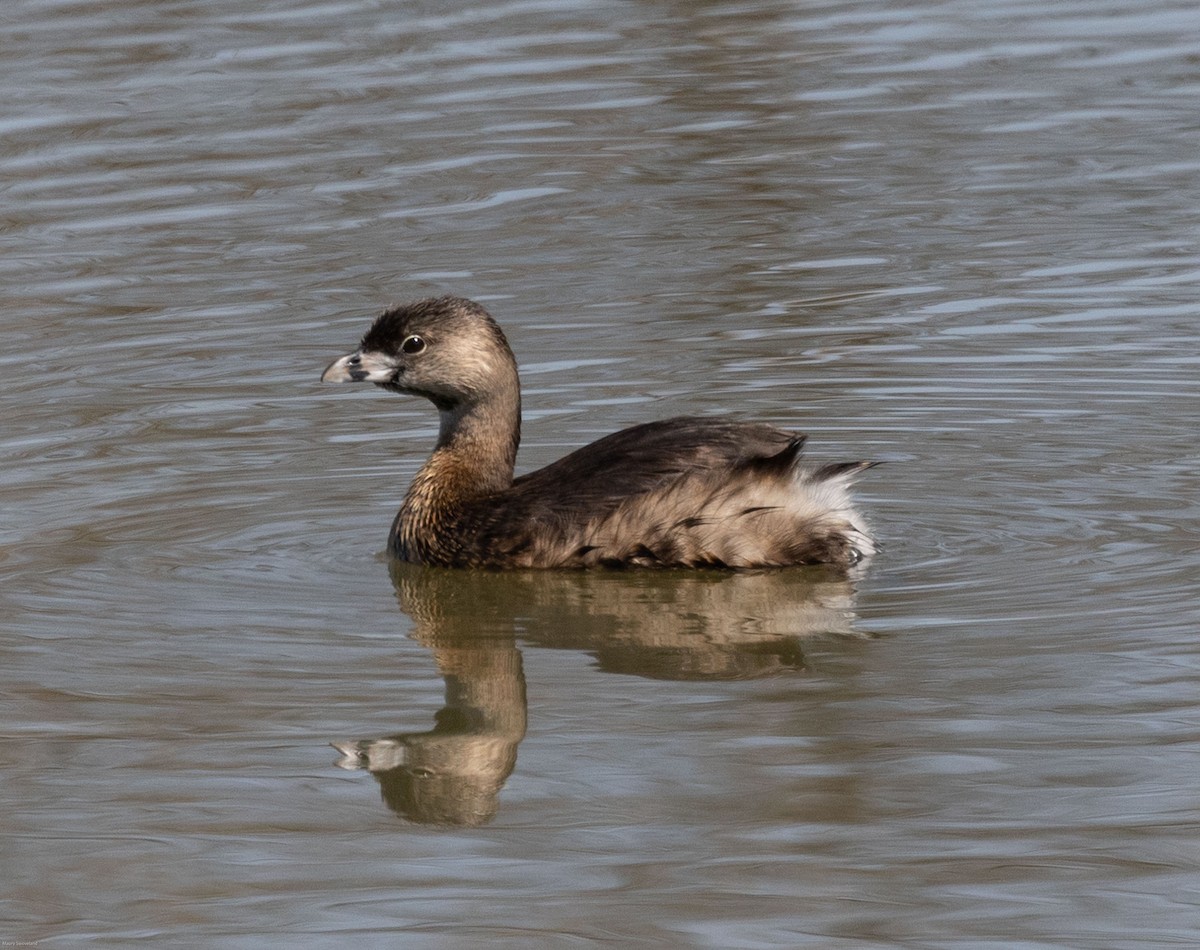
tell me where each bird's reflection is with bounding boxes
[333,563,870,826]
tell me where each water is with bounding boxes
[3,0,1199,946]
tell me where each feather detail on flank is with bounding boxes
[320,296,880,571]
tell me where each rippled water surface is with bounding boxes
[4,0,1199,946]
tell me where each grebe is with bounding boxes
[321,295,876,569]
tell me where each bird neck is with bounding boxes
[433,386,521,491]
[403,386,521,520]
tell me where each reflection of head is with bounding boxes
[375,734,517,827]
[334,727,522,828]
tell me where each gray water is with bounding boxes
[3,0,1199,947]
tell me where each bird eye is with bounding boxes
[401,335,426,355]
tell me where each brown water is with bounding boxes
[4,0,1199,946]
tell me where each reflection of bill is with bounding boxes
[332,563,871,825]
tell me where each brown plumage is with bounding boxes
[321,295,877,570]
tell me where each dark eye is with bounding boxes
[401,335,426,355]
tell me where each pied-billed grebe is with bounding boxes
[321,295,877,570]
